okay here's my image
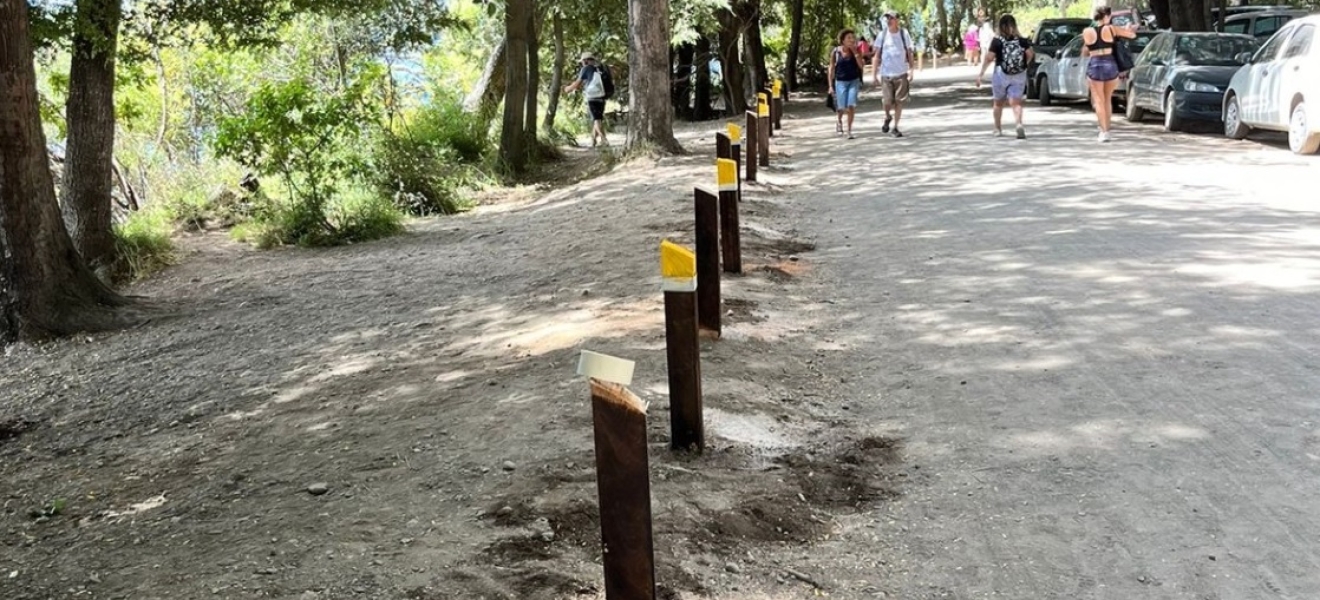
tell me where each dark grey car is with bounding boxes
[1124,32,1259,131]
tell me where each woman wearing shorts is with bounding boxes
[1082,7,1138,142]
[976,14,1034,139]
[828,29,865,139]
[964,25,980,65]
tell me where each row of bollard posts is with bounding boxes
[578,80,789,600]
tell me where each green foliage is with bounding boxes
[113,208,177,282]
[233,188,405,248]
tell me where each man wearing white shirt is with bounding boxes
[870,12,915,137]
[979,17,995,63]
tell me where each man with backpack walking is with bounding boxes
[563,52,615,147]
[871,12,916,137]
[975,14,1034,139]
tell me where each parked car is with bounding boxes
[1222,9,1310,39]
[1028,18,1092,99]
[1036,31,1159,108]
[1223,14,1320,154]
[1125,31,1259,131]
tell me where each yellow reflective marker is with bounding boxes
[773,80,782,95]
[757,92,768,106]
[716,159,737,192]
[758,101,770,117]
[727,122,742,143]
[660,240,697,292]
[577,350,636,386]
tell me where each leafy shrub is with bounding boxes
[372,91,490,216]
[233,188,404,248]
[113,208,176,282]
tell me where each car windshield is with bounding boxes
[1130,32,1158,53]
[1038,23,1088,46]
[1174,36,1260,66]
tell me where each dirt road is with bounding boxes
[790,67,1320,598]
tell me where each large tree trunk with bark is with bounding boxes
[785,0,804,91]
[1149,0,1172,30]
[500,0,533,171]
[465,36,507,123]
[739,0,769,93]
[627,0,683,152]
[716,8,748,115]
[1,0,133,343]
[543,12,565,133]
[1170,0,1210,31]
[693,34,714,120]
[524,2,540,149]
[673,42,694,121]
[935,0,950,56]
[61,0,122,282]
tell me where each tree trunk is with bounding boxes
[740,0,769,93]
[627,0,683,152]
[500,0,532,172]
[1150,0,1172,29]
[523,1,540,150]
[61,0,122,283]
[543,12,565,133]
[1,0,133,343]
[785,0,804,91]
[465,35,507,123]
[673,42,694,121]
[935,0,950,56]
[716,7,748,114]
[693,34,713,120]
[1216,0,1228,31]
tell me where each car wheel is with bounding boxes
[1125,86,1146,121]
[1223,93,1249,140]
[1289,102,1320,155]
[1163,91,1183,133]
[1038,77,1053,107]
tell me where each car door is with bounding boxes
[1140,35,1174,109]
[1062,36,1087,97]
[1274,24,1316,127]
[1240,27,1293,124]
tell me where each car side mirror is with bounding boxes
[1235,52,1253,64]
[1055,49,1063,58]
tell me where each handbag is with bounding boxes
[1114,38,1135,72]
[826,92,836,111]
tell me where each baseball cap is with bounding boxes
[883,11,899,19]
[580,52,596,62]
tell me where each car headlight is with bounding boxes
[1182,80,1219,93]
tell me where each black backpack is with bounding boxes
[999,37,1028,75]
[599,65,615,99]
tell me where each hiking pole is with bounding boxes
[576,351,656,600]
[660,240,703,452]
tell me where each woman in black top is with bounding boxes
[828,29,865,139]
[1081,7,1138,142]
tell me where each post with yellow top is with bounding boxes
[727,123,743,197]
[693,186,720,336]
[744,110,758,183]
[756,94,771,167]
[575,351,657,600]
[772,80,784,131]
[660,241,703,452]
[758,92,773,139]
[716,159,742,274]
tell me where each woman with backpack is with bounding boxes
[1082,7,1139,142]
[827,29,865,139]
[975,14,1034,139]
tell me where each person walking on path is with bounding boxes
[871,12,915,138]
[562,52,612,147]
[964,25,980,65]
[1081,7,1138,142]
[976,14,1035,139]
[828,29,865,139]
[978,17,995,66]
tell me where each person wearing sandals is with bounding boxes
[871,12,915,137]
[1082,7,1138,142]
[976,14,1034,139]
[828,29,865,139]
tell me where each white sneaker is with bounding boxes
[994,129,1003,137]
[1098,130,1111,143]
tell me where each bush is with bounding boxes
[233,188,405,248]
[372,91,491,216]
[113,208,176,282]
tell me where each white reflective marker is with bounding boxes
[577,350,636,386]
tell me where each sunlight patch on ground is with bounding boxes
[1180,258,1320,291]
[999,419,1210,455]
[708,408,800,453]
[105,494,167,520]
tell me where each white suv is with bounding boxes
[1222,14,1320,154]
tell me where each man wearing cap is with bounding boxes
[871,12,915,137]
[563,52,610,147]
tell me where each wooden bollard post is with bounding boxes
[758,93,773,139]
[716,159,741,274]
[575,351,656,600]
[757,99,771,168]
[660,241,703,452]
[716,131,732,162]
[726,123,742,201]
[772,80,784,131]
[694,187,720,336]
[744,111,758,183]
